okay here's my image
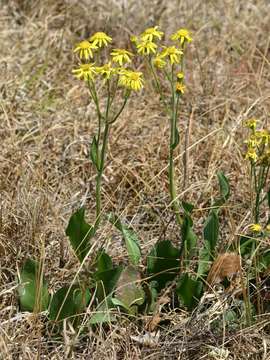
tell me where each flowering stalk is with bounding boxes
[133,27,192,227]
[73,33,143,232]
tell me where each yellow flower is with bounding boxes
[72,63,97,81]
[141,26,164,41]
[160,46,183,65]
[245,135,260,148]
[256,130,269,146]
[245,148,258,162]
[111,49,133,66]
[89,32,112,47]
[73,40,98,60]
[130,35,138,44]
[119,69,144,91]
[96,62,115,80]
[152,55,166,69]
[136,40,157,55]
[244,118,257,130]
[177,72,184,80]
[266,224,270,232]
[250,223,262,232]
[171,28,192,44]
[176,82,185,94]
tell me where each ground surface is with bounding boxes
[1,0,270,359]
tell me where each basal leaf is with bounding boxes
[181,213,197,261]
[95,250,113,273]
[217,171,230,202]
[66,207,95,263]
[176,273,203,310]
[114,265,145,314]
[94,266,123,303]
[18,259,49,312]
[108,214,141,265]
[147,240,180,292]
[49,285,90,322]
[203,210,219,256]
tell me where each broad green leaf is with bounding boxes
[89,304,117,325]
[176,273,203,310]
[217,171,230,202]
[49,285,90,322]
[197,245,211,278]
[181,213,197,261]
[18,259,49,312]
[114,265,145,314]
[95,250,113,273]
[147,240,180,292]
[181,201,194,214]
[66,207,95,263]
[94,266,123,303]
[108,214,141,265]
[144,281,159,314]
[90,136,100,170]
[203,210,219,255]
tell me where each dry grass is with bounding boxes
[1,0,270,358]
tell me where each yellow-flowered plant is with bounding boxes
[131,26,192,238]
[72,32,144,239]
[244,119,270,225]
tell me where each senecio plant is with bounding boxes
[131,27,192,227]
[17,27,234,331]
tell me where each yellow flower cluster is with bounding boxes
[244,119,270,164]
[72,32,143,91]
[250,223,270,234]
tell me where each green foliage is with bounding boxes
[181,211,197,262]
[108,214,141,265]
[176,273,203,310]
[90,135,100,170]
[18,259,49,312]
[66,207,95,263]
[49,285,90,322]
[95,249,113,272]
[113,265,145,314]
[147,240,180,292]
[94,266,123,303]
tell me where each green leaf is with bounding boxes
[197,245,211,278]
[94,266,123,303]
[108,214,141,265]
[49,285,90,322]
[172,126,180,149]
[18,259,49,312]
[239,236,256,257]
[203,210,219,255]
[90,136,100,170]
[66,207,95,263]
[176,273,203,310]
[114,265,145,314]
[217,171,230,202]
[147,240,180,292]
[89,304,117,325]
[181,201,194,214]
[181,213,197,261]
[95,250,113,273]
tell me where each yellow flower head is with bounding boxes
[266,224,270,232]
[118,69,144,91]
[245,134,260,148]
[152,55,166,69]
[89,32,112,48]
[111,49,133,66]
[73,40,98,60]
[141,26,164,42]
[255,130,269,146]
[130,35,138,44]
[176,82,185,94]
[250,223,262,233]
[177,72,184,80]
[244,118,257,130]
[160,46,183,65]
[136,39,157,55]
[171,28,192,44]
[245,148,258,162]
[96,62,115,80]
[72,63,97,81]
